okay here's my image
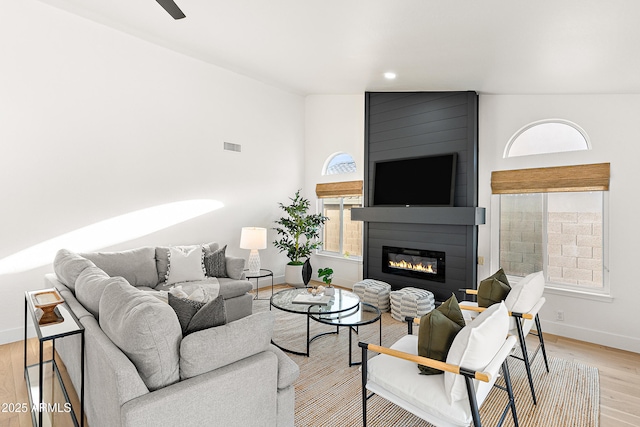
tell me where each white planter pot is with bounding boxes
[285,264,305,287]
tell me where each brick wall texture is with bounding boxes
[501,211,603,288]
[323,202,362,257]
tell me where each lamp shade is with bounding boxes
[240,227,267,250]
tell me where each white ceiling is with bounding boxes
[36,0,640,95]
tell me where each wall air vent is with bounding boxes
[224,142,241,152]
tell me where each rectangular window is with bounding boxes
[500,192,606,293]
[320,196,363,258]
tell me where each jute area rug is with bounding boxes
[254,297,600,427]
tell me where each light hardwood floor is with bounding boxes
[2,314,638,427]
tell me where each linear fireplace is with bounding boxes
[382,246,445,283]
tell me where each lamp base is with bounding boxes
[247,250,261,275]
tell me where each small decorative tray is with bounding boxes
[32,289,65,325]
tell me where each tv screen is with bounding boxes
[373,153,457,206]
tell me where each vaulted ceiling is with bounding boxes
[35,0,640,95]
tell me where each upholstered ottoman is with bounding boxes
[353,279,391,312]
[390,287,436,321]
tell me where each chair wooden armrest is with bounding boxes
[465,289,478,295]
[359,342,491,382]
[457,305,534,320]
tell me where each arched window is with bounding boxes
[504,119,590,158]
[323,152,357,175]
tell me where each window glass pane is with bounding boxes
[322,198,341,253]
[500,194,544,277]
[506,121,589,158]
[547,192,603,288]
[342,196,362,257]
[325,153,356,175]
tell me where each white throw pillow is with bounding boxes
[444,302,509,404]
[504,271,545,314]
[165,245,206,286]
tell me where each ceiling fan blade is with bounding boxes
[155,0,186,19]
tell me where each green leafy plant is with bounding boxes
[273,190,328,265]
[317,267,334,286]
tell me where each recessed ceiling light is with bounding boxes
[384,72,397,80]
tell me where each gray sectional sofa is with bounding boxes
[45,244,299,427]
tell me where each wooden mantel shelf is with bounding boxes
[351,207,485,226]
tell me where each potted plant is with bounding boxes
[274,190,328,286]
[317,267,335,295]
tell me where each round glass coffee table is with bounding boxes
[310,302,381,366]
[270,287,360,357]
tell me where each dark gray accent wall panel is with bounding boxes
[361,91,480,302]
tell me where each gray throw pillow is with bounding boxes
[168,293,205,333]
[168,294,227,336]
[205,245,227,278]
[185,295,227,335]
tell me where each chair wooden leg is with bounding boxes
[514,317,537,405]
[502,360,519,427]
[535,314,550,373]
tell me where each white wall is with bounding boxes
[303,95,364,288]
[478,94,640,353]
[0,1,304,343]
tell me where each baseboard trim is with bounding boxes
[0,326,35,345]
[542,320,640,354]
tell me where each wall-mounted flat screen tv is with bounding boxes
[373,153,457,206]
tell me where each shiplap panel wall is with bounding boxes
[363,91,479,301]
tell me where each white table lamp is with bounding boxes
[240,227,267,275]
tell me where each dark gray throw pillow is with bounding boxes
[168,293,205,333]
[184,295,227,335]
[204,245,228,278]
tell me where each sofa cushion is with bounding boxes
[417,294,466,375]
[218,278,253,299]
[82,247,158,288]
[165,245,206,286]
[477,268,511,308]
[179,311,274,380]
[444,302,509,403]
[99,280,182,391]
[75,266,129,318]
[205,245,227,277]
[156,242,218,286]
[54,249,97,292]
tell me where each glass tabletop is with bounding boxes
[310,302,381,326]
[26,289,83,341]
[270,288,360,315]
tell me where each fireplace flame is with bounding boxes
[389,259,435,273]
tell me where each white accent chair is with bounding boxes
[359,303,519,427]
[460,271,549,405]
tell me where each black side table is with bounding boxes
[24,289,84,427]
[244,269,274,300]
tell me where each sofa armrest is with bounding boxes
[268,344,300,389]
[179,311,274,379]
[225,256,246,280]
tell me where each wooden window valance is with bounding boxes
[491,163,610,194]
[315,180,363,198]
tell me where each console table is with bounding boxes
[24,289,84,427]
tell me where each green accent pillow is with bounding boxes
[477,268,511,308]
[417,294,466,375]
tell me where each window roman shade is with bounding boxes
[491,163,610,194]
[315,180,363,198]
